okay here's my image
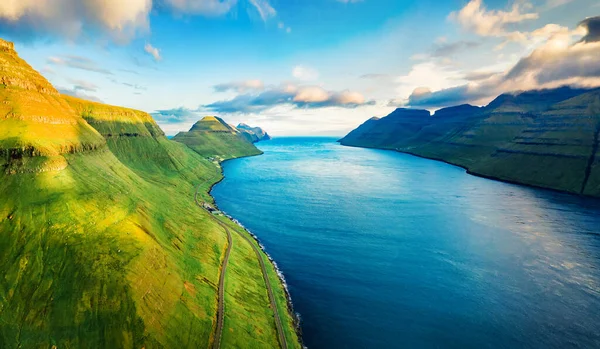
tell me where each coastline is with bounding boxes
[207,150,305,348]
[338,142,600,200]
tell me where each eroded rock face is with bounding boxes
[236,123,271,143]
[0,39,59,96]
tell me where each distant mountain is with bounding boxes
[340,87,600,197]
[173,116,264,159]
[236,123,271,143]
[0,38,300,348]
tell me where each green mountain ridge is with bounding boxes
[0,38,300,348]
[173,117,266,160]
[340,86,600,197]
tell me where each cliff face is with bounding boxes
[173,117,264,159]
[340,87,600,197]
[236,123,271,143]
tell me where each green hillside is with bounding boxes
[173,117,262,160]
[340,87,600,197]
[0,38,300,349]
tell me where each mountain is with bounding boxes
[236,123,271,143]
[0,39,105,174]
[0,38,300,348]
[340,87,600,197]
[172,117,264,160]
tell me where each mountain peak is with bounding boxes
[190,116,237,132]
[389,108,431,118]
[0,38,15,52]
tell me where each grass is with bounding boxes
[1,101,300,347]
[215,216,302,349]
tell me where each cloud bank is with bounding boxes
[204,84,374,113]
[0,0,276,42]
[214,80,265,93]
[405,17,600,109]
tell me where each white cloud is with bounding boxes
[164,0,237,15]
[278,21,292,34]
[293,86,330,103]
[69,79,98,92]
[0,0,152,42]
[58,86,103,102]
[47,55,113,75]
[292,65,320,81]
[0,0,277,41]
[248,0,276,21]
[543,0,575,10]
[214,79,265,93]
[204,83,374,113]
[144,43,162,61]
[449,0,538,37]
[392,62,464,105]
[403,18,600,109]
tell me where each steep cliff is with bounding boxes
[236,123,271,143]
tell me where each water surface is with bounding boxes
[212,137,600,348]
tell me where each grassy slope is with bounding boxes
[0,38,299,348]
[173,117,262,160]
[215,216,300,349]
[173,116,299,347]
[340,88,600,197]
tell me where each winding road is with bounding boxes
[195,178,288,349]
[194,185,232,349]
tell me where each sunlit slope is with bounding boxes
[0,39,300,348]
[0,39,104,174]
[340,87,600,197]
[173,117,262,159]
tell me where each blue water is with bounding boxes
[211,137,600,349]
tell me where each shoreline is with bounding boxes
[338,142,600,201]
[207,150,305,348]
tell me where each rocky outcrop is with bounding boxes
[236,123,271,143]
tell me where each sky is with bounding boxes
[0,0,599,136]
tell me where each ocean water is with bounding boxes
[211,137,600,349]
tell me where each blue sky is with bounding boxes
[1,0,599,135]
